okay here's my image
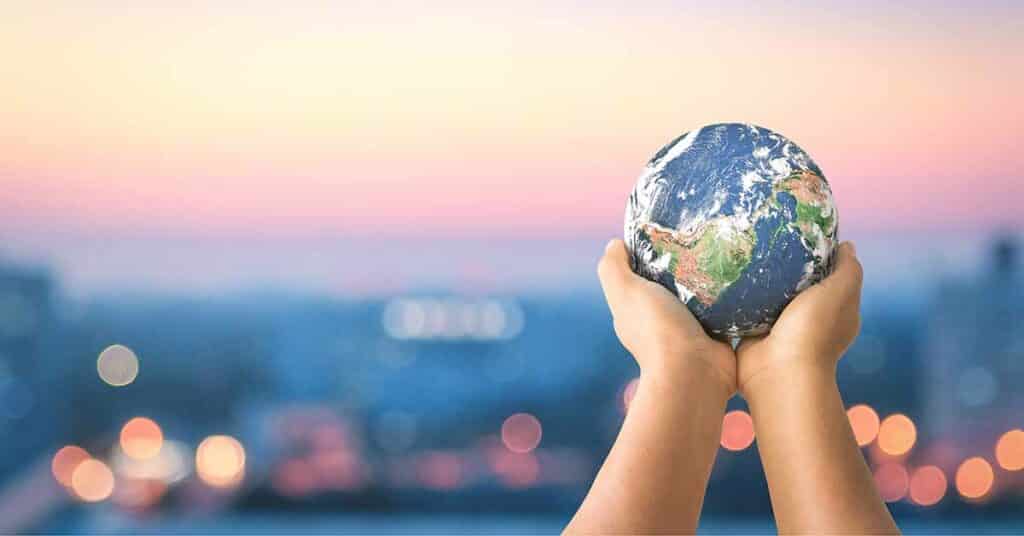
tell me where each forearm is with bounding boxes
[565,358,731,534]
[745,364,898,534]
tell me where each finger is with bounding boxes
[597,239,637,314]
[822,241,863,300]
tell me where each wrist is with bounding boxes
[740,359,836,404]
[642,349,735,401]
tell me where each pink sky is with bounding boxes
[1,1,1021,294]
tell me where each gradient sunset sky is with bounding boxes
[2,1,1021,295]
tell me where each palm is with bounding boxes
[736,247,863,393]
[597,239,738,394]
[631,278,737,392]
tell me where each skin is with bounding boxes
[565,240,898,535]
[565,239,736,534]
[737,242,898,534]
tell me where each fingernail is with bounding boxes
[605,239,618,253]
[846,241,857,257]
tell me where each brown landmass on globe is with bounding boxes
[778,170,830,207]
[639,223,721,306]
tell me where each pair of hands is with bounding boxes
[576,239,897,536]
[598,239,863,399]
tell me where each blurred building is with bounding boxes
[921,236,1024,462]
[0,262,58,481]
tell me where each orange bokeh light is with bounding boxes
[120,417,163,460]
[52,446,91,487]
[846,404,880,447]
[195,435,246,488]
[873,463,909,502]
[501,413,542,454]
[71,459,115,502]
[955,457,994,500]
[995,429,1024,471]
[720,410,755,451]
[877,414,916,456]
[909,465,947,506]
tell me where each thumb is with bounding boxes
[597,239,638,315]
[821,241,864,299]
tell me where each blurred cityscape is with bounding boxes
[3,0,1022,532]
[0,234,1021,533]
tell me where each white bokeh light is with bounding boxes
[97,344,140,387]
[381,297,524,341]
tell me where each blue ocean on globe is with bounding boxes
[624,123,838,338]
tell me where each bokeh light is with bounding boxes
[112,439,191,484]
[273,458,316,497]
[70,459,115,502]
[720,410,755,451]
[195,435,246,488]
[909,465,947,506]
[846,404,880,447]
[416,451,463,490]
[955,457,994,500]
[878,413,917,456]
[995,429,1024,471]
[501,413,542,454]
[51,445,90,487]
[493,451,540,488]
[382,298,523,340]
[120,417,163,460]
[111,478,167,509]
[96,344,139,387]
[311,449,365,491]
[873,463,909,502]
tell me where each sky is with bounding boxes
[1,1,1022,296]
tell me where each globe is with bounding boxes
[624,123,838,339]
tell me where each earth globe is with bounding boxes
[624,123,838,339]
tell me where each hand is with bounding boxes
[597,239,736,395]
[736,241,863,397]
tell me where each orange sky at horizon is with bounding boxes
[3,1,1023,241]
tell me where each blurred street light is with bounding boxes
[909,465,947,506]
[97,344,139,387]
[878,414,916,456]
[382,298,523,341]
[874,463,909,502]
[51,445,90,488]
[112,439,191,484]
[995,429,1024,471]
[847,404,880,447]
[720,410,755,451]
[71,459,115,502]
[955,457,994,500]
[195,435,246,488]
[502,413,542,454]
[120,417,163,460]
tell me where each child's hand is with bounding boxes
[598,239,736,395]
[736,241,863,397]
